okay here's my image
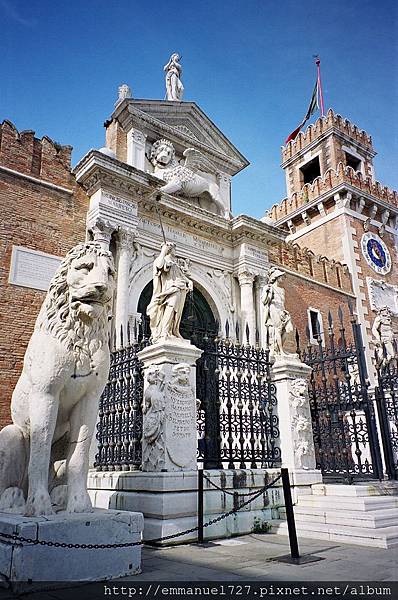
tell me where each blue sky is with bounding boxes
[1,0,397,218]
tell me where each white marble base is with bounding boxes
[88,468,283,544]
[0,509,143,592]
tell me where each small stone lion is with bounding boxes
[0,242,115,516]
[150,138,228,217]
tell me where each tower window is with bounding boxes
[300,156,321,185]
[345,152,362,172]
[307,308,324,344]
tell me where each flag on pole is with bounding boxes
[284,57,325,144]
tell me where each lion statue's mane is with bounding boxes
[36,242,113,367]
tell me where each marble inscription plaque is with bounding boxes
[166,386,196,469]
[9,246,61,291]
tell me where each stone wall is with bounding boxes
[0,120,88,428]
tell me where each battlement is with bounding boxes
[0,120,73,188]
[268,238,352,294]
[282,108,373,163]
[268,162,398,222]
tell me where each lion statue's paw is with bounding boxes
[0,487,26,514]
[66,491,93,514]
[25,488,54,516]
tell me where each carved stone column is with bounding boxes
[89,219,114,250]
[254,274,267,347]
[138,340,202,472]
[115,228,135,346]
[272,356,322,489]
[238,271,256,344]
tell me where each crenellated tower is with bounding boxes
[266,109,398,379]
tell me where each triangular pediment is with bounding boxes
[113,99,249,175]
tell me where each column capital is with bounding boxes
[237,271,255,286]
[117,226,136,250]
[89,218,115,248]
[254,274,268,289]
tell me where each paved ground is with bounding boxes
[1,533,397,598]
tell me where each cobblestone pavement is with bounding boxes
[1,533,397,598]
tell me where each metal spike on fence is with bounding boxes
[127,321,131,346]
[215,319,220,336]
[338,305,344,325]
[305,324,310,341]
[255,328,260,347]
[224,319,229,339]
[112,328,117,351]
[348,301,354,317]
[245,323,250,345]
[133,318,138,342]
[295,328,300,354]
[120,324,124,349]
[235,320,240,343]
[328,310,333,329]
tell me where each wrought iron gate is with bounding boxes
[300,307,383,483]
[197,323,281,470]
[95,322,281,471]
[95,325,149,471]
[375,345,398,480]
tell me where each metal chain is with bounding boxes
[0,474,281,550]
[202,474,276,497]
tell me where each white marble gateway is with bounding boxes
[8,246,61,291]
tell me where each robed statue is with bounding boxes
[147,242,192,342]
[261,267,294,356]
[164,53,184,101]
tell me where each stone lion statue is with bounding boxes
[0,242,115,516]
[150,138,228,217]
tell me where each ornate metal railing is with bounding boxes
[375,341,398,480]
[197,322,281,470]
[94,324,150,471]
[300,306,383,483]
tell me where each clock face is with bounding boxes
[361,232,391,275]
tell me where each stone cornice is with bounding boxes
[74,150,287,247]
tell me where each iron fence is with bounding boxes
[197,322,281,470]
[375,341,398,480]
[94,323,149,471]
[299,305,383,483]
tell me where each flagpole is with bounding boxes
[315,56,325,117]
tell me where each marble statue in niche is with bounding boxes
[261,267,294,356]
[164,53,184,101]
[0,242,115,515]
[147,242,193,342]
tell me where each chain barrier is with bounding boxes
[0,474,282,550]
[202,474,277,497]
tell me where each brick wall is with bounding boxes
[281,272,355,352]
[0,121,88,428]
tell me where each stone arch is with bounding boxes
[128,258,232,336]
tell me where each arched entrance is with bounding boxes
[138,281,220,468]
[137,281,218,345]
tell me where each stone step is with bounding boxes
[297,494,398,511]
[271,520,398,549]
[312,482,398,497]
[279,506,398,529]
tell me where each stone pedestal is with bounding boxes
[138,340,202,472]
[0,509,143,592]
[272,355,322,495]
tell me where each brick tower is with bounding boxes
[267,109,398,378]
